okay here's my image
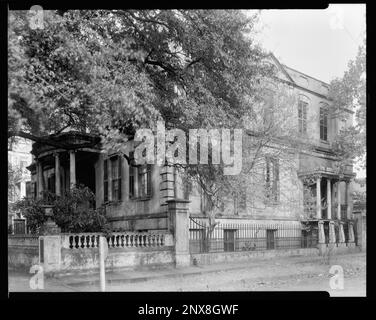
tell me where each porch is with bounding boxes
[27,132,101,203]
[299,167,355,222]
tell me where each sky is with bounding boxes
[248,5,366,178]
[248,4,366,84]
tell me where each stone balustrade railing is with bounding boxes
[61,232,173,249]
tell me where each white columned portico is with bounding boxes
[69,150,76,189]
[54,152,61,196]
[327,178,332,219]
[337,181,341,220]
[345,181,351,220]
[316,176,322,219]
[36,159,44,199]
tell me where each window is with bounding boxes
[298,100,308,134]
[138,164,152,198]
[234,190,247,214]
[33,182,37,199]
[129,166,135,199]
[103,159,108,202]
[320,107,328,141]
[263,89,275,128]
[26,181,32,199]
[183,180,192,200]
[265,157,279,203]
[111,155,122,201]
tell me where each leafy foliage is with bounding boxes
[328,37,366,171]
[14,185,109,234]
[8,9,277,222]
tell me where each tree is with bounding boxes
[8,10,272,145]
[10,10,317,242]
[8,161,22,203]
[328,37,366,173]
[8,10,276,209]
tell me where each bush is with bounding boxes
[14,185,109,234]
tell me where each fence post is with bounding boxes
[99,236,108,292]
[167,199,191,268]
[39,235,62,273]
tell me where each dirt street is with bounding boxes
[9,253,366,296]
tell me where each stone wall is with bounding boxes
[191,248,319,266]
[8,235,39,271]
[59,247,175,275]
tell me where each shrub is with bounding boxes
[14,185,109,234]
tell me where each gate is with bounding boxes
[13,219,26,235]
[266,229,276,249]
[223,229,236,252]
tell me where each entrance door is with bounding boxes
[266,229,276,249]
[224,229,236,252]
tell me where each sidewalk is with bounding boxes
[9,252,366,293]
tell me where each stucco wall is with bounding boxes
[191,248,320,266]
[8,246,39,271]
[59,246,175,273]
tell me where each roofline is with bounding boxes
[268,53,296,84]
[282,64,330,87]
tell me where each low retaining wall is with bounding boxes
[191,248,319,266]
[8,246,39,271]
[59,246,175,274]
[318,243,361,255]
[40,232,175,274]
[8,235,39,271]
[190,243,361,266]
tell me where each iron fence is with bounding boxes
[189,218,318,254]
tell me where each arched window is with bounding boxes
[298,95,309,134]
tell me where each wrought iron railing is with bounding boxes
[189,219,318,254]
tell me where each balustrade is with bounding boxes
[64,232,168,249]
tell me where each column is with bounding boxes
[316,176,322,219]
[36,160,44,199]
[167,199,191,267]
[337,181,341,220]
[339,222,345,243]
[54,153,61,196]
[318,221,325,244]
[329,221,336,243]
[20,181,26,199]
[69,150,76,189]
[327,178,332,219]
[348,222,355,243]
[345,181,351,220]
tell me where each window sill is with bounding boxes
[104,200,123,206]
[130,196,152,202]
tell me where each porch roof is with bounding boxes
[31,131,101,157]
[298,166,355,181]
